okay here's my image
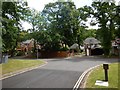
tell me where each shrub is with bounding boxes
[60,47,69,51]
[15,51,24,56]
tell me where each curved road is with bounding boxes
[2,56,118,88]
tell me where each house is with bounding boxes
[16,39,34,53]
[84,37,102,56]
[111,40,119,55]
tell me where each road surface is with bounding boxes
[2,55,118,88]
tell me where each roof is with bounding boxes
[70,43,79,49]
[22,39,34,44]
[84,37,101,44]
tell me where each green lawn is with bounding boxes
[0,59,45,75]
[85,63,119,89]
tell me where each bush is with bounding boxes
[15,51,24,56]
[60,47,69,51]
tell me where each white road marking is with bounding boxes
[73,64,101,90]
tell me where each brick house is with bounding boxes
[17,39,34,53]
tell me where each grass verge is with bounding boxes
[85,63,119,89]
[0,59,45,75]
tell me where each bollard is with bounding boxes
[103,64,109,81]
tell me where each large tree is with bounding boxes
[77,6,92,46]
[115,2,120,38]
[2,1,28,55]
[87,0,117,55]
[42,1,80,48]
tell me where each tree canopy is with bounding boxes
[2,0,120,56]
[2,1,28,55]
[89,0,119,55]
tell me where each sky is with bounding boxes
[26,0,93,11]
[22,0,120,30]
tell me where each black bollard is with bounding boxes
[103,64,109,81]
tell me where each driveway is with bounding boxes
[2,55,118,88]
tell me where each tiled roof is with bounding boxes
[84,37,100,44]
[22,40,33,44]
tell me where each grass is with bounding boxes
[85,63,119,89]
[0,59,45,75]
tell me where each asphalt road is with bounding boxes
[2,55,118,88]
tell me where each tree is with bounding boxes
[42,1,80,48]
[2,2,28,56]
[77,6,91,46]
[24,8,46,53]
[84,29,97,38]
[24,9,45,32]
[17,30,30,42]
[88,0,117,55]
[115,3,120,38]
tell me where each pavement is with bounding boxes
[2,55,118,88]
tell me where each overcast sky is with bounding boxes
[26,0,120,11]
[26,0,93,11]
[22,0,120,30]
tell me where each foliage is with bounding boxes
[23,8,46,52]
[115,5,120,38]
[24,9,45,32]
[42,2,80,47]
[39,1,91,51]
[34,30,62,51]
[84,29,97,39]
[15,50,24,56]
[86,1,118,55]
[17,30,29,42]
[2,2,28,55]
[60,46,69,51]
[2,0,120,55]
